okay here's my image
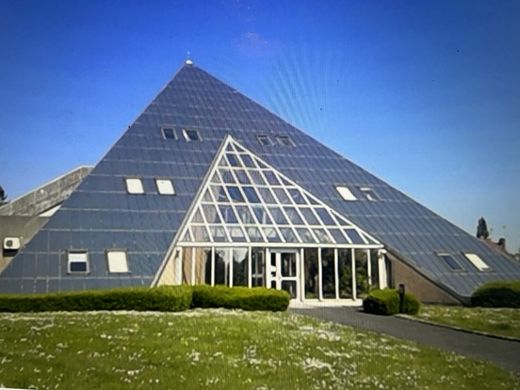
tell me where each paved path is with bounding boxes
[292,307,520,374]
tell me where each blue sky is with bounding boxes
[0,0,519,252]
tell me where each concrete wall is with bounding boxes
[0,215,49,273]
[387,253,462,305]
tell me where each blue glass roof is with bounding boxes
[2,63,519,297]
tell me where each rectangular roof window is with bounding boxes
[256,134,272,146]
[183,128,201,141]
[438,253,464,271]
[156,179,175,195]
[336,186,357,201]
[107,250,129,273]
[359,187,380,201]
[464,253,490,271]
[67,251,89,273]
[161,127,176,140]
[125,178,144,194]
[276,135,294,146]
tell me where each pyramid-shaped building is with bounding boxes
[2,61,519,304]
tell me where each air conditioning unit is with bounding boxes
[3,237,21,251]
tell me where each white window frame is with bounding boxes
[359,187,379,201]
[125,178,144,194]
[183,128,201,142]
[276,135,294,147]
[67,251,89,274]
[161,127,177,140]
[256,134,272,146]
[107,250,130,273]
[156,178,176,195]
[336,186,357,201]
[464,253,490,271]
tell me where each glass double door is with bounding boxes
[267,250,299,300]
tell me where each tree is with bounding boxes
[0,185,7,206]
[476,217,489,239]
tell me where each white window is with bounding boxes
[276,135,294,146]
[125,178,144,194]
[183,129,201,141]
[359,187,380,201]
[156,179,175,195]
[161,127,176,140]
[336,186,357,201]
[464,253,490,271]
[107,250,129,273]
[68,252,89,273]
[256,134,272,146]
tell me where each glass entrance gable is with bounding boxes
[177,136,381,247]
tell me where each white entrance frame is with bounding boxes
[267,248,300,300]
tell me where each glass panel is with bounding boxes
[370,249,379,288]
[243,187,261,203]
[201,189,212,202]
[315,208,336,225]
[219,205,238,223]
[313,228,332,243]
[280,227,298,243]
[258,187,276,203]
[240,154,256,168]
[181,230,192,242]
[281,281,297,299]
[263,227,282,242]
[235,169,250,184]
[338,249,353,299]
[264,171,280,185]
[214,248,231,286]
[299,208,319,225]
[211,185,228,202]
[218,156,229,167]
[321,249,336,299]
[202,204,220,223]
[288,188,306,204]
[251,205,272,224]
[182,247,193,285]
[328,228,348,243]
[304,248,319,299]
[284,207,303,224]
[221,169,235,184]
[194,247,212,285]
[296,228,315,243]
[280,252,297,277]
[268,207,288,224]
[249,170,265,185]
[355,249,369,298]
[226,153,240,167]
[227,186,244,202]
[229,227,247,242]
[246,227,263,242]
[344,229,365,244]
[232,248,248,287]
[251,248,265,287]
[192,208,204,223]
[211,172,221,183]
[273,188,291,204]
[209,226,227,242]
[192,226,210,242]
[235,206,255,224]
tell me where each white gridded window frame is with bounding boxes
[183,128,201,142]
[156,179,176,195]
[67,251,89,274]
[177,137,379,247]
[125,178,144,194]
[107,250,130,273]
[464,253,490,271]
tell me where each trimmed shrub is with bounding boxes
[192,285,290,311]
[0,286,192,313]
[471,280,520,308]
[363,288,421,315]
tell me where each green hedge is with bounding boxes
[471,281,520,308]
[0,286,192,313]
[192,285,290,311]
[363,288,421,315]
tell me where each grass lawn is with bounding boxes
[0,310,519,389]
[416,305,520,339]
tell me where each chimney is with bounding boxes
[497,238,506,251]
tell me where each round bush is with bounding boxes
[363,288,420,315]
[471,281,520,308]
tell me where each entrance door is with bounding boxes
[267,250,299,300]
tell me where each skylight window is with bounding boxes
[161,127,176,140]
[464,253,490,271]
[438,253,464,271]
[276,135,294,146]
[336,186,357,201]
[67,251,89,273]
[107,250,129,273]
[359,187,380,201]
[156,179,175,195]
[183,129,201,141]
[256,134,272,146]
[125,178,144,194]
